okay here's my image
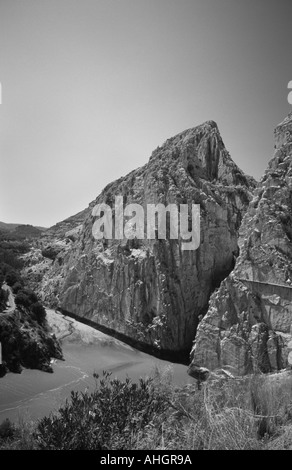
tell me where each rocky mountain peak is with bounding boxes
[149,120,251,187]
[27,119,255,361]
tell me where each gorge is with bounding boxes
[23,119,255,365]
[20,113,292,377]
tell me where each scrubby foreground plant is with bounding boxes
[35,371,168,450]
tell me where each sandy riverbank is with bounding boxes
[46,308,138,351]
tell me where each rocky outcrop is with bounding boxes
[38,121,255,359]
[190,113,292,374]
[41,239,72,261]
[43,208,91,240]
[0,308,63,377]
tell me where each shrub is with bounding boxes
[35,371,168,450]
[24,289,38,304]
[0,262,13,277]
[5,270,21,287]
[15,289,39,310]
[0,419,16,440]
[31,302,46,324]
[11,281,24,294]
[15,292,31,309]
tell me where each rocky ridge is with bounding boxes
[190,113,292,375]
[29,120,256,360]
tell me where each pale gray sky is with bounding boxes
[0,0,292,227]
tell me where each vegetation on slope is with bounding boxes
[0,223,44,240]
[0,235,63,376]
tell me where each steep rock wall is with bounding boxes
[190,113,292,373]
[40,121,255,357]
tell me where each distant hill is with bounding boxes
[0,222,47,240]
[0,222,22,232]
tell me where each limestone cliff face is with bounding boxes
[190,113,292,374]
[39,121,255,357]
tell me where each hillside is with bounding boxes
[0,222,46,240]
[0,237,63,376]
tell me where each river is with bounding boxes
[0,310,191,423]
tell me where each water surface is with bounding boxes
[0,311,190,423]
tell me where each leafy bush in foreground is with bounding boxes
[35,371,168,450]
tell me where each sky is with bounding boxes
[0,0,292,227]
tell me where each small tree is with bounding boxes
[15,292,30,309]
[12,281,24,294]
[31,302,46,324]
[5,270,20,287]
